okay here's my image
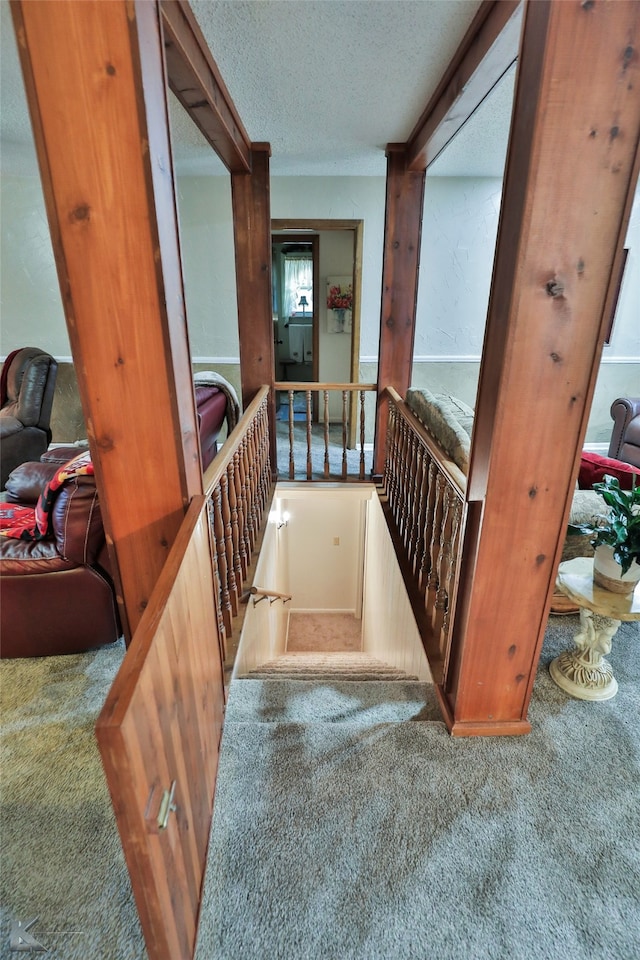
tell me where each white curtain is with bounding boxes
[283,257,313,318]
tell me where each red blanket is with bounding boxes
[0,451,93,541]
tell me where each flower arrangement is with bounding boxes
[326,284,353,312]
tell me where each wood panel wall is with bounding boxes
[97,498,224,959]
[363,492,432,682]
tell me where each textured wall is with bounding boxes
[417,177,502,359]
[2,170,637,447]
[0,174,68,356]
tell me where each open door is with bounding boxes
[96,496,224,960]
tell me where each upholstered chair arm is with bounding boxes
[11,354,55,428]
[608,397,640,466]
[4,461,59,504]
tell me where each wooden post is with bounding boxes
[373,146,425,477]
[11,0,203,638]
[405,0,522,170]
[440,0,640,736]
[160,0,252,173]
[231,145,277,472]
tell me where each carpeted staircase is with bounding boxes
[243,651,419,681]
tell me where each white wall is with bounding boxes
[234,483,432,679]
[1,168,637,446]
[176,177,238,360]
[416,177,503,360]
[318,229,353,387]
[361,493,431,682]
[233,520,289,676]
[417,177,639,362]
[271,177,386,360]
[0,174,68,356]
[278,484,368,613]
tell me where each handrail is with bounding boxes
[385,386,467,493]
[203,385,270,497]
[202,386,273,653]
[382,385,469,679]
[274,381,377,392]
[250,586,291,605]
[273,381,377,481]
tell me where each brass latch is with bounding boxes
[157,780,177,831]
[146,780,178,832]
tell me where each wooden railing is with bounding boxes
[382,387,468,675]
[273,381,376,481]
[203,386,272,656]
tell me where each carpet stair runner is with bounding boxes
[241,652,419,682]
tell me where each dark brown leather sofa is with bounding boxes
[0,447,121,658]
[0,347,58,488]
[195,384,228,472]
[608,397,640,470]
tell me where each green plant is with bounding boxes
[569,475,640,574]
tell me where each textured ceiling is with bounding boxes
[1,0,515,179]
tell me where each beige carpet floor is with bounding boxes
[286,612,362,652]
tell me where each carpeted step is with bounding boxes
[225,679,442,724]
[241,652,419,682]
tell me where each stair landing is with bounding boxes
[286,612,362,653]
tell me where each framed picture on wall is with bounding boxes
[326,276,353,334]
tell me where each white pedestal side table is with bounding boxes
[550,557,640,701]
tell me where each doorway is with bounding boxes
[271,219,363,445]
[271,233,319,420]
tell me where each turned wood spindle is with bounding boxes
[206,498,227,653]
[211,486,232,640]
[359,390,366,481]
[227,459,244,594]
[341,390,348,480]
[288,389,295,479]
[220,473,238,617]
[324,390,330,479]
[306,390,313,480]
[418,460,437,594]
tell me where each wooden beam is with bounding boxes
[373,147,425,476]
[231,145,277,469]
[160,0,252,173]
[442,0,640,735]
[406,0,522,171]
[11,0,203,638]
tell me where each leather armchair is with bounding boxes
[0,448,121,658]
[608,397,640,469]
[0,347,58,488]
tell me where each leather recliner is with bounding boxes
[608,397,640,469]
[0,347,58,488]
[0,447,121,658]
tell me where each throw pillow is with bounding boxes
[578,451,640,490]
